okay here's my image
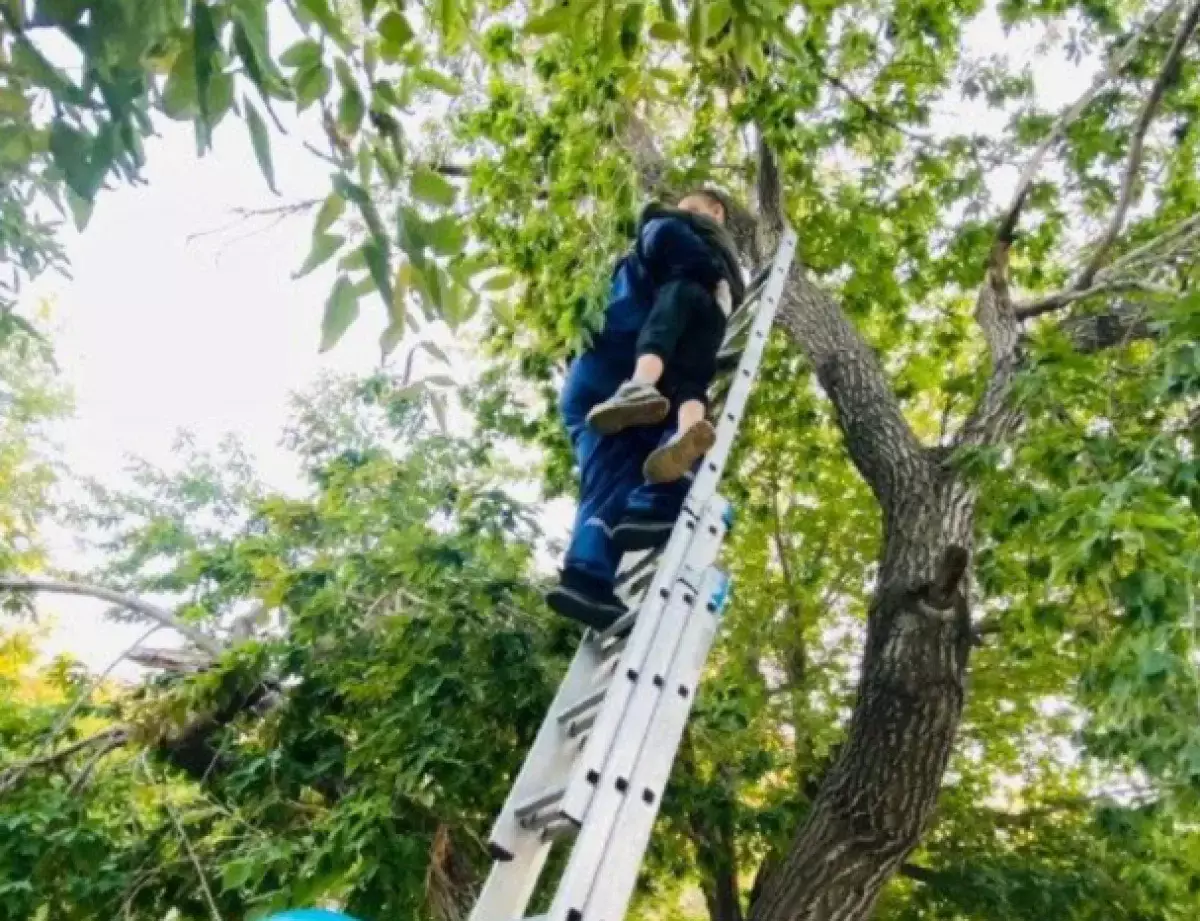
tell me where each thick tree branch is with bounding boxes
[0,577,225,658]
[618,109,675,200]
[957,243,1024,448]
[1076,0,1200,289]
[775,271,930,512]
[995,1,1179,243]
[756,134,786,235]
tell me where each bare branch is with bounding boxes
[1015,277,1172,319]
[0,578,224,658]
[68,731,130,795]
[995,1,1180,243]
[0,726,131,796]
[142,757,225,921]
[128,646,213,673]
[1076,0,1200,288]
[1103,213,1200,277]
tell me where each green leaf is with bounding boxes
[409,260,445,315]
[620,3,644,57]
[297,0,351,48]
[336,62,365,136]
[658,0,677,23]
[296,233,345,278]
[243,97,279,195]
[280,39,322,69]
[66,188,93,231]
[162,45,198,119]
[410,166,457,207]
[706,0,730,40]
[397,206,429,262]
[363,240,394,308]
[381,263,410,358]
[525,7,573,34]
[333,174,388,246]
[600,3,620,62]
[379,11,415,48]
[206,72,235,126]
[649,21,683,40]
[193,0,220,151]
[380,320,407,359]
[413,68,463,96]
[425,216,466,256]
[482,272,517,291]
[232,4,288,99]
[294,63,333,111]
[686,0,706,48]
[49,121,100,200]
[320,276,360,352]
[314,192,346,235]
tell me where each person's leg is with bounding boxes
[549,424,650,630]
[585,281,689,435]
[613,427,692,552]
[549,356,644,629]
[643,283,726,484]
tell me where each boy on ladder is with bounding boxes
[548,191,745,632]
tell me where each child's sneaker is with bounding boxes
[643,420,717,484]
[586,381,670,435]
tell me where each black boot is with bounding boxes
[545,568,627,631]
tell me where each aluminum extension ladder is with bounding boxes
[470,226,798,921]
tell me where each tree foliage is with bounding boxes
[1,1,1200,920]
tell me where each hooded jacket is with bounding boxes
[560,204,746,428]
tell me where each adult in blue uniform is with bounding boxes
[546,191,743,630]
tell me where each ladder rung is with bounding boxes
[514,786,565,821]
[523,806,567,832]
[540,816,580,841]
[598,609,637,643]
[557,687,608,725]
[566,711,597,738]
[598,635,627,664]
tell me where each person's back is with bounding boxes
[549,192,744,631]
[587,193,744,483]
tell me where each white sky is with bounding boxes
[21,8,1083,677]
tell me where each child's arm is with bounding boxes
[639,217,726,288]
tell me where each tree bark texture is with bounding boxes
[747,262,976,921]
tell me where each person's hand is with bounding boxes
[715,279,732,315]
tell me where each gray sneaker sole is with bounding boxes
[644,421,717,484]
[587,393,670,435]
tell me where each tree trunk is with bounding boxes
[747,269,976,921]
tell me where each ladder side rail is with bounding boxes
[548,499,731,921]
[580,568,729,921]
[469,833,554,921]
[487,639,612,859]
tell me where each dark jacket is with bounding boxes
[561,206,745,429]
[635,202,746,305]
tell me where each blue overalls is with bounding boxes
[559,216,718,587]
